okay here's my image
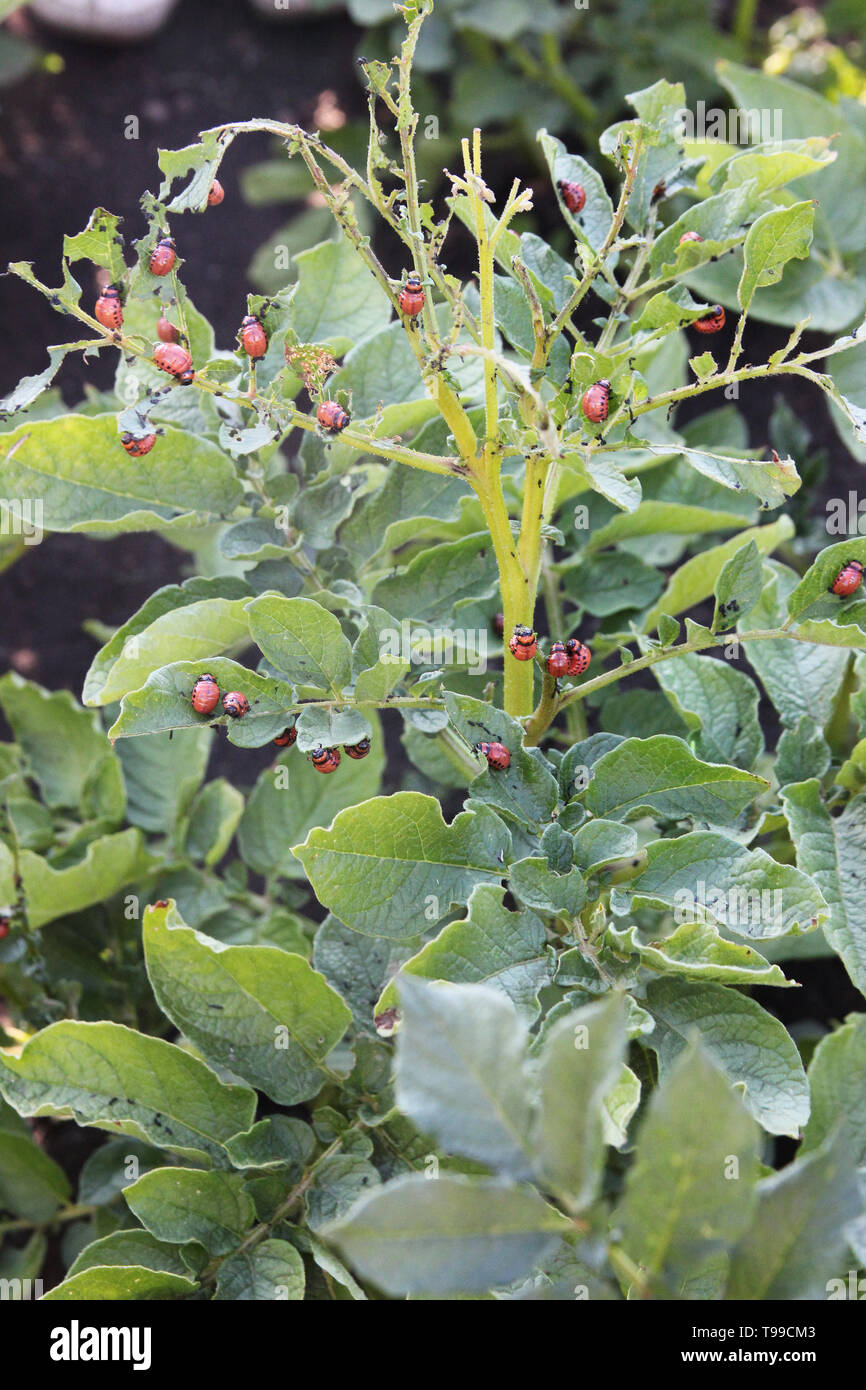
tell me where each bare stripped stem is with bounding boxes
[8,267,458,479]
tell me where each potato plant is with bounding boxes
[2,1,866,1302]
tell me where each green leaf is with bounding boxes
[377,883,553,1023]
[585,497,756,553]
[143,902,351,1105]
[324,1173,568,1295]
[634,284,709,334]
[293,1226,367,1300]
[0,1230,45,1288]
[42,1266,196,1301]
[444,692,559,830]
[582,454,642,513]
[372,533,499,624]
[786,537,866,624]
[716,62,866,254]
[67,1229,193,1279]
[508,857,587,919]
[77,1138,165,1206]
[0,673,118,810]
[0,416,243,534]
[712,539,763,633]
[603,1064,642,1150]
[650,186,760,278]
[63,207,126,284]
[117,725,211,834]
[125,1167,254,1255]
[611,830,826,941]
[689,350,717,381]
[775,717,831,788]
[537,130,614,252]
[0,1128,71,1221]
[395,976,534,1178]
[738,201,815,311]
[709,138,836,199]
[646,978,810,1136]
[224,1114,315,1173]
[84,597,253,707]
[402,723,474,790]
[214,1239,307,1301]
[673,446,799,510]
[801,1014,866,1164]
[726,1132,862,1300]
[240,157,313,205]
[563,552,663,617]
[183,779,244,866]
[82,577,250,709]
[351,604,407,700]
[237,719,384,879]
[294,791,508,940]
[291,234,392,354]
[785,614,866,651]
[342,439,472,565]
[742,568,851,727]
[615,1046,760,1298]
[827,340,866,460]
[781,780,866,995]
[583,734,764,824]
[331,323,438,434]
[215,1238,305,1300]
[0,345,73,423]
[610,921,792,988]
[307,1153,381,1233]
[245,594,353,695]
[249,208,334,294]
[294,705,372,754]
[0,1021,255,1165]
[109,658,296,748]
[533,994,626,1209]
[158,132,225,211]
[572,820,639,873]
[653,652,763,770]
[644,517,794,630]
[312,915,420,1036]
[20,829,149,930]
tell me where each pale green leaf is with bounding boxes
[294,791,508,940]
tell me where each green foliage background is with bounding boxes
[1,0,866,1302]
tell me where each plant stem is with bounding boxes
[464,131,498,449]
[544,138,642,356]
[540,558,585,739]
[733,0,759,48]
[0,1202,96,1237]
[8,268,460,480]
[526,627,853,744]
[201,1125,361,1286]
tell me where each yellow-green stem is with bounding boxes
[473,476,535,717]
